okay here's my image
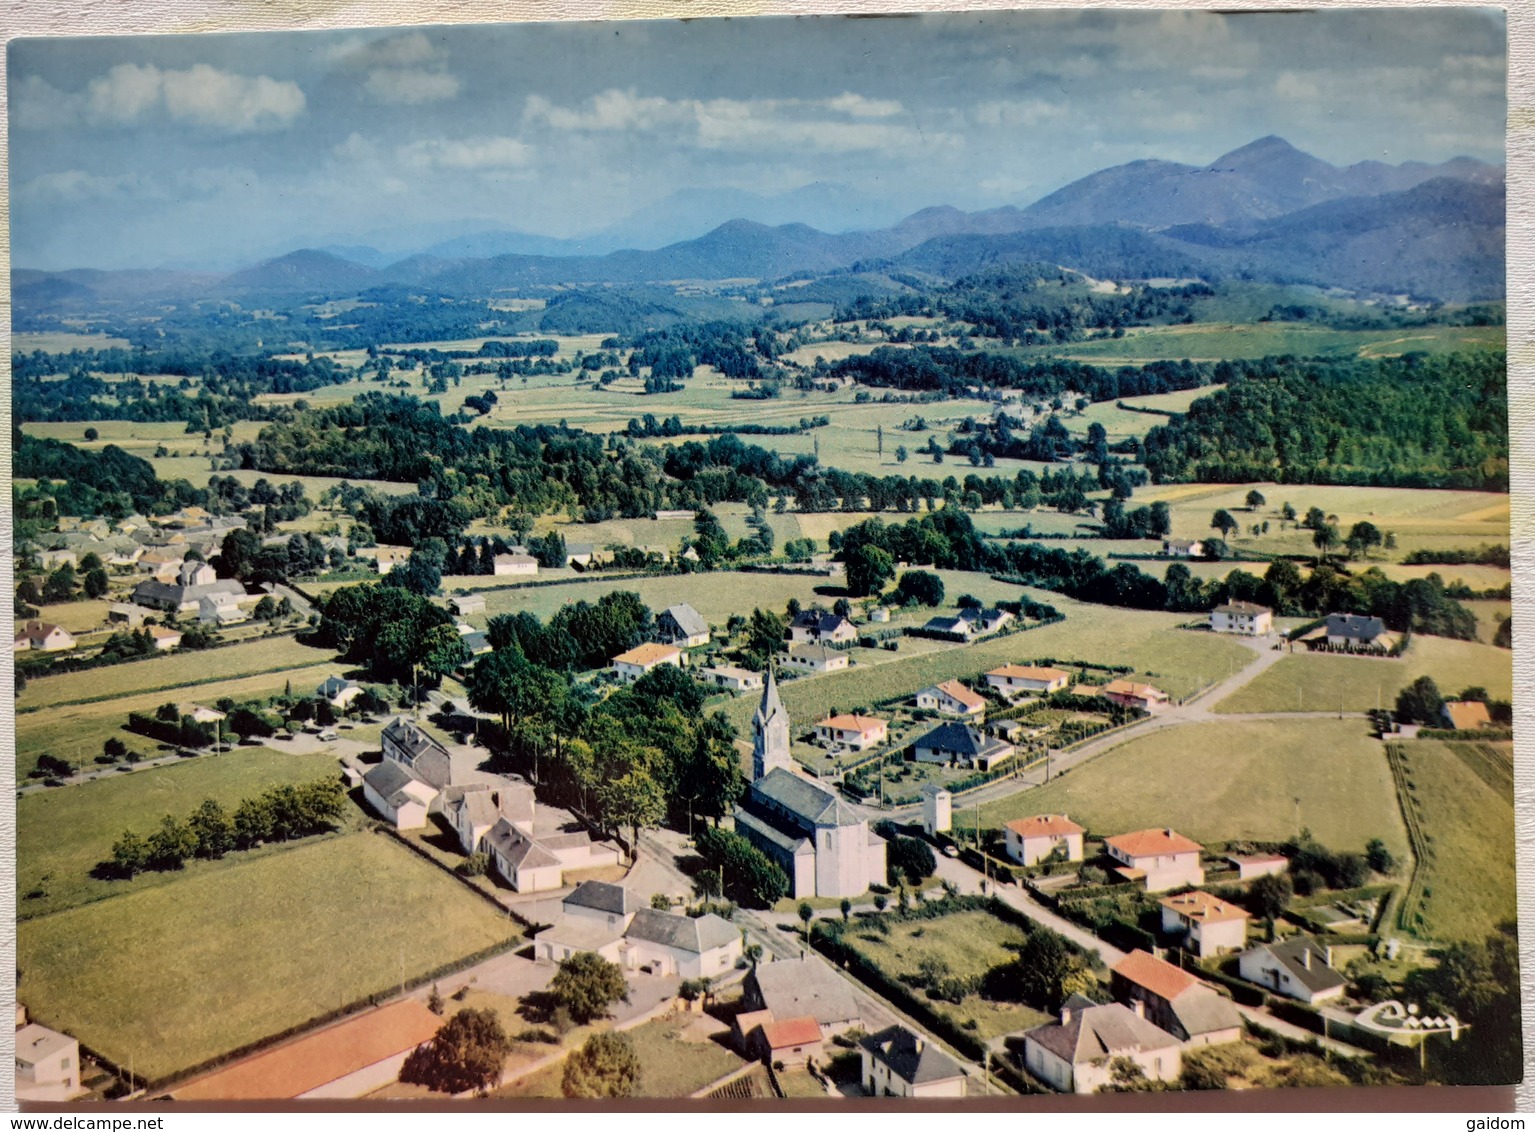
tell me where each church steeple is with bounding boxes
[752,666,792,780]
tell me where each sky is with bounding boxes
[8,8,1507,271]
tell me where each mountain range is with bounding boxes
[16,137,1505,309]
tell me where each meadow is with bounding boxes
[15,831,522,1082]
[1212,634,1512,714]
[961,718,1408,859]
[17,634,339,712]
[17,749,345,919]
[1390,740,1515,944]
[16,662,340,779]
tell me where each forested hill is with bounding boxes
[1139,351,1508,491]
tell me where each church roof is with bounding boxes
[749,767,863,829]
[753,668,788,730]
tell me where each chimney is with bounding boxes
[1060,1004,1073,1026]
[1324,946,1333,969]
[1131,999,1145,1019]
[1301,948,1312,970]
[914,1038,925,1053]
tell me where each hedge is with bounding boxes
[1414,727,1514,741]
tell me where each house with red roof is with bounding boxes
[1100,679,1170,713]
[1110,950,1243,1047]
[1103,827,1205,892]
[813,713,888,751]
[915,679,986,718]
[1159,891,1251,958]
[985,664,1070,700]
[1004,814,1085,866]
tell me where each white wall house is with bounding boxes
[14,1024,83,1102]
[986,664,1070,699]
[859,1026,966,1097]
[1238,937,1349,1004]
[1103,828,1205,892]
[915,680,985,717]
[361,762,438,830]
[1159,891,1251,958]
[1022,999,1183,1094]
[1004,814,1085,866]
[612,642,684,682]
[700,665,764,693]
[782,643,849,674]
[1210,602,1273,636]
[813,713,888,751]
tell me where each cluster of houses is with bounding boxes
[27,507,247,579]
[533,881,742,978]
[359,716,620,893]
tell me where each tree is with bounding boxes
[840,898,852,922]
[887,836,937,886]
[146,814,196,871]
[895,445,909,464]
[399,1008,511,1095]
[83,567,110,599]
[1103,1057,1164,1093]
[1210,509,1239,539]
[597,767,666,858]
[1348,521,1383,559]
[550,952,630,1024]
[111,830,149,878]
[798,901,815,939]
[844,543,895,598]
[1245,489,1266,511]
[189,799,234,860]
[1280,502,1297,523]
[1247,872,1293,922]
[984,929,1092,1011]
[1311,523,1339,562]
[562,1032,640,1098]
[1396,675,1444,726]
[894,570,945,608]
[103,737,128,761]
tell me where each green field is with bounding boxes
[17,750,345,919]
[18,635,339,712]
[835,910,1051,1039]
[720,587,1254,737]
[1391,741,1515,943]
[16,832,522,1082]
[16,662,341,780]
[1069,386,1224,440]
[1002,321,1504,365]
[1213,635,1513,714]
[963,718,1408,858]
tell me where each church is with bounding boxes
[732,670,886,898]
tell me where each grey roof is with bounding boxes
[859,1026,965,1086]
[1325,613,1386,641]
[363,760,431,808]
[131,577,245,608]
[317,675,360,697]
[566,542,596,555]
[787,642,842,662]
[749,956,860,1026]
[382,717,450,762]
[732,806,813,856]
[790,610,853,635]
[924,616,968,634]
[624,909,739,954]
[660,603,710,639]
[914,722,1010,760]
[1166,987,1244,1039]
[1025,1002,1182,1066]
[448,788,500,828]
[484,819,562,871]
[1253,936,1349,996]
[565,880,633,916]
[462,631,491,655]
[753,668,789,731]
[749,767,863,829]
[537,917,626,953]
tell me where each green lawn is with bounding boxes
[837,910,1051,1040]
[16,832,522,1082]
[16,662,341,780]
[18,635,340,711]
[1391,740,1514,943]
[495,1014,744,1099]
[1213,635,1512,714]
[17,750,345,919]
[963,718,1409,859]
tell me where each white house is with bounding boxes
[782,642,849,674]
[1161,538,1204,558]
[860,1026,966,1098]
[612,642,684,682]
[317,675,365,710]
[1022,997,1183,1094]
[483,819,622,894]
[1238,937,1349,1005]
[493,553,539,577]
[147,625,183,651]
[1101,679,1170,713]
[1323,613,1388,650]
[1004,814,1085,866]
[1159,891,1251,958]
[813,713,888,751]
[451,593,487,617]
[915,679,986,718]
[1227,853,1288,881]
[787,610,857,644]
[371,545,412,574]
[1103,828,1205,892]
[657,603,710,648]
[986,664,1070,699]
[381,717,453,791]
[743,955,862,1036]
[617,908,742,978]
[700,664,764,693]
[199,592,248,625]
[911,722,1014,770]
[13,620,77,653]
[1210,601,1273,636]
[14,1023,83,1102]
[361,761,438,830]
[445,780,535,854]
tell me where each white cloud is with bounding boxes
[1274,72,1321,101]
[17,169,148,201]
[523,89,686,132]
[399,136,534,170]
[825,92,903,119]
[972,99,1064,128]
[329,30,441,68]
[16,63,304,132]
[364,68,461,105]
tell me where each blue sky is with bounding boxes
[9,8,1506,271]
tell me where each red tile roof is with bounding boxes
[1159,890,1250,925]
[988,665,1070,682]
[1112,950,1199,1003]
[1005,814,1084,838]
[613,642,682,667]
[1105,828,1203,858]
[1442,701,1492,730]
[761,1016,823,1049]
[173,1000,442,1100]
[819,714,887,735]
[933,680,985,710]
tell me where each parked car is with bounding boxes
[942,844,960,858]
[318,730,339,741]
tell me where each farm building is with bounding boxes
[1227,853,1288,880]
[450,593,487,616]
[131,560,246,614]
[492,553,538,576]
[743,955,862,1036]
[1003,814,1085,866]
[1161,539,1204,558]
